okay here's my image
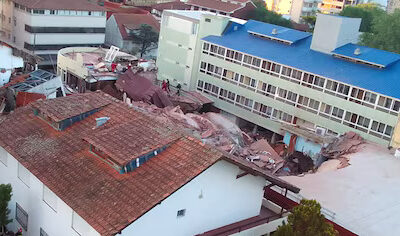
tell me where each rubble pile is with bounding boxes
[321,131,365,168]
[129,101,284,172]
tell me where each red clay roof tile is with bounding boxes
[0,91,298,235]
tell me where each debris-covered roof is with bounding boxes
[0,91,299,235]
[9,70,57,92]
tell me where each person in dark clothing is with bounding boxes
[176,83,182,96]
[166,79,170,92]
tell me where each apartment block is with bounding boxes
[265,0,319,23]
[387,0,400,13]
[319,0,360,14]
[0,0,13,40]
[157,11,400,147]
[11,0,106,66]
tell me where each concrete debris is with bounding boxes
[128,101,284,173]
[320,131,364,169]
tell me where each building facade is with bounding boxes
[0,0,14,41]
[11,0,106,66]
[157,11,400,147]
[387,0,400,13]
[290,0,320,23]
[319,0,359,14]
[105,13,160,58]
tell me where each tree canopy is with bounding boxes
[247,0,292,28]
[339,3,385,32]
[274,199,338,236]
[131,24,159,58]
[360,9,400,54]
[0,184,12,228]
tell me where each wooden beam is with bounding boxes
[236,172,249,179]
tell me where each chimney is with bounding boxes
[310,14,361,54]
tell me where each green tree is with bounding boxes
[360,9,400,53]
[301,16,316,31]
[274,199,338,236]
[247,0,292,28]
[0,184,12,232]
[131,24,159,58]
[339,3,385,32]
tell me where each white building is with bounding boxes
[290,0,320,23]
[105,13,160,58]
[0,0,14,41]
[11,0,106,66]
[0,92,299,236]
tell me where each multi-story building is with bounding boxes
[157,11,400,147]
[290,0,320,23]
[0,0,14,41]
[387,0,400,13]
[11,0,106,67]
[265,0,319,23]
[0,91,300,236]
[319,0,359,13]
[184,0,256,19]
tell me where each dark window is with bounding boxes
[24,43,102,51]
[25,24,105,33]
[177,209,186,217]
[16,203,28,231]
[205,18,211,22]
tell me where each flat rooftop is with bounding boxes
[282,144,400,235]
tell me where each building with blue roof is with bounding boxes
[157,11,400,147]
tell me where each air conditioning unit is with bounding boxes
[315,127,326,136]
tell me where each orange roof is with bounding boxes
[113,13,160,40]
[0,91,298,235]
[13,0,105,11]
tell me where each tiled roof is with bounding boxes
[84,120,181,166]
[13,0,105,11]
[186,0,245,13]
[151,1,191,11]
[203,20,400,99]
[31,92,111,122]
[113,13,160,40]
[0,91,298,235]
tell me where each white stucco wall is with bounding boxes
[105,15,124,49]
[12,8,105,53]
[121,160,266,236]
[0,146,99,236]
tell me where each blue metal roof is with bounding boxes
[332,43,400,67]
[202,20,400,99]
[246,20,311,44]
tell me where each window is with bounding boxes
[197,80,204,89]
[33,9,44,14]
[326,80,338,92]
[16,203,28,231]
[50,10,55,14]
[357,116,370,128]
[332,107,344,119]
[378,96,392,109]
[205,18,211,22]
[43,185,57,212]
[0,146,7,166]
[177,209,186,217]
[18,163,30,187]
[40,228,49,236]
[363,91,377,104]
[371,121,393,136]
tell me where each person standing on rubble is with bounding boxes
[166,79,170,93]
[161,80,167,92]
[176,83,182,96]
